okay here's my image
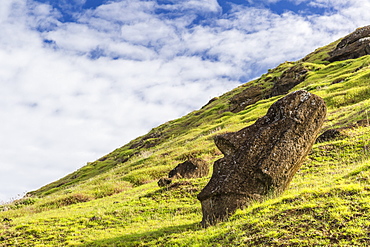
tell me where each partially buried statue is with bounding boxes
[197,90,327,227]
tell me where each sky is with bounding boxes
[1,0,370,203]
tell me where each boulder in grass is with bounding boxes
[158,158,209,187]
[169,158,209,179]
[197,90,327,227]
[328,26,370,62]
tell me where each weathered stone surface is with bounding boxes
[229,86,265,113]
[228,64,308,113]
[197,90,327,227]
[328,26,370,62]
[316,129,345,143]
[158,158,209,187]
[158,177,172,187]
[269,64,308,97]
[129,131,162,149]
[169,158,209,179]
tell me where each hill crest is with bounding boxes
[29,25,370,197]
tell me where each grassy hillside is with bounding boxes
[1,34,370,246]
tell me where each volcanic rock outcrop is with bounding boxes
[158,158,209,187]
[328,25,370,62]
[269,64,308,97]
[229,64,308,113]
[197,90,327,227]
[316,129,345,143]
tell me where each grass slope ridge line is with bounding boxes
[1,33,370,246]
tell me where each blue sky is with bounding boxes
[1,0,370,202]
[33,0,333,22]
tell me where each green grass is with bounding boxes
[1,36,370,246]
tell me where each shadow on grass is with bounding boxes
[78,222,201,247]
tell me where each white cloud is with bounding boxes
[84,0,156,24]
[157,0,221,13]
[1,0,370,202]
[120,19,176,47]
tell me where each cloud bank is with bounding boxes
[1,0,369,202]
